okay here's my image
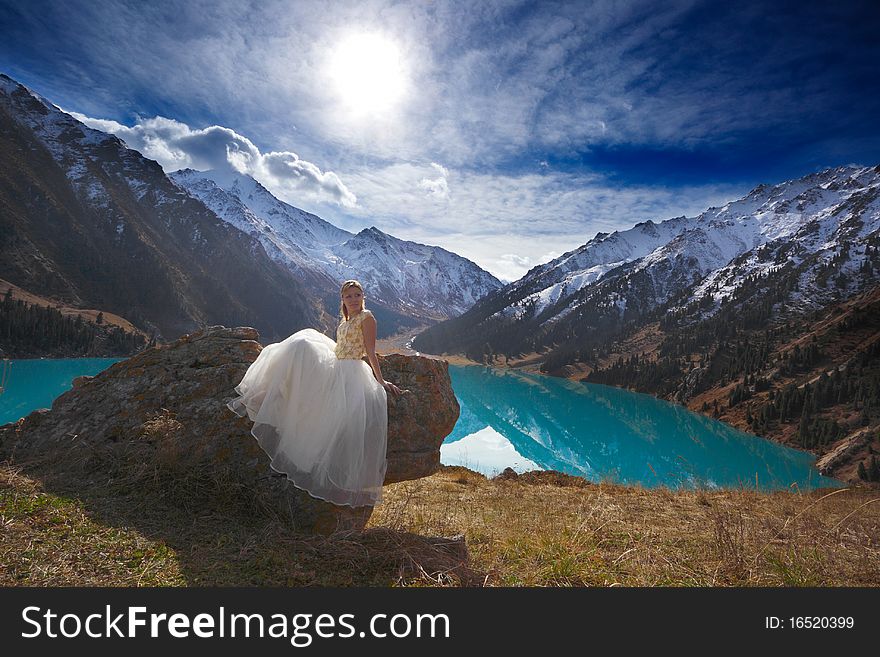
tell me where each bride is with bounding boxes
[227,280,403,508]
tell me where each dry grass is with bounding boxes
[0,465,184,586]
[373,466,880,587]
[0,461,477,588]
[2,460,879,587]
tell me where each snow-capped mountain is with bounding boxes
[492,215,694,321]
[0,70,500,344]
[414,164,880,362]
[169,168,502,319]
[681,166,880,315]
[168,168,346,288]
[0,73,327,340]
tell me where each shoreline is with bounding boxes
[377,328,871,486]
[4,325,871,486]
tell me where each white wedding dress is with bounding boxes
[227,310,388,507]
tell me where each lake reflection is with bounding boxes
[443,364,843,491]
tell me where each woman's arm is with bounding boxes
[361,312,403,397]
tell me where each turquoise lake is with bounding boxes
[443,364,843,491]
[0,358,843,491]
[0,358,123,426]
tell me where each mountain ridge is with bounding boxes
[414,163,880,363]
[0,72,328,342]
[169,167,503,323]
[0,71,501,346]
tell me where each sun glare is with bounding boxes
[327,32,407,116]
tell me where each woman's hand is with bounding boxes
[361,313,407,398]
[382,380,404,397]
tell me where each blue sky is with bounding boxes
[1,0,878,281]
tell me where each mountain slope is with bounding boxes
[0,73,328,341]
[414,164,880,367]
[581,278,880,484]
[169,168,503,322]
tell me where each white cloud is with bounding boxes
[429,162,449,177]
[493,251,564,281]
[495,254,541,283]
[500,253,532,268]
[418,162,450,200]
[260,151,356,206]
[67,111,357,207]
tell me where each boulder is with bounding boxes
[0,326,460,534]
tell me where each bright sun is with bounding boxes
[327,33,407,116]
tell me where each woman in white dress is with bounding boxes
[227,280,403,507]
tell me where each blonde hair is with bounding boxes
[339,279,366,320]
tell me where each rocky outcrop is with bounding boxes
[815,428,873,476]
[0,326,460,534]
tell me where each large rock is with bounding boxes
[0,326,459,534]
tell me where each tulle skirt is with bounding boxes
[227,328,388,507]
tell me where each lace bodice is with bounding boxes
[335,309,372,359]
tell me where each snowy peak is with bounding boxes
[171,167,351,251]
[0,73,176,215]
[0,74,124,154]
[513,212,695,311]
[686,166,880,314]
[170,169,503,319]
[0,73,327,341]
[414,162,880,362]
